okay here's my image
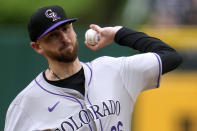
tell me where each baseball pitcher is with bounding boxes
[4,5,182,131]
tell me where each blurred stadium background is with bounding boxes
[0,0,196,130]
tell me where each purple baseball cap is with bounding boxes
[28,5,77,42]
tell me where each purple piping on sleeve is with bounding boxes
[84,63,103,131]
[87,94,92,105]
[99,119,103,131]
[88,125,92,131]
[37,18,77,40]
[153,53,161,87]
[83,63,96,130]
[34,79,83,109]
[87,94,103,131]
[84,63,92,86]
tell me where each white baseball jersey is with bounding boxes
[5,52,162,131]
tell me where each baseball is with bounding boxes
[85,29,99,46]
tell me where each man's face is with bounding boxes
[38,23,78,63]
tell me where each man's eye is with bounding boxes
[62,27,68,32]
[49,33,58,37]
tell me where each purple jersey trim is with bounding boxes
[34,79,83,109]
[84,63,94,131]
[87,94,103,131]
[87,94,92,105]
[85,62,104,131]
[84,63,92,86]
[88,125,93,131]
[35,63,93,131]
[153,53,162,87]
[84,63,104,131]
[99,117,103,131]
[37,18,77,40]
[35,79,94,131]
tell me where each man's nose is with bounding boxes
[59,31,70,42]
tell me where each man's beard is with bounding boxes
[45,41,78,63]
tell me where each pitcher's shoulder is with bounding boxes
[8,79,37,108]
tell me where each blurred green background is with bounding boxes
[1,0,197,130]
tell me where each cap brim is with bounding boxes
[37,18,77,40]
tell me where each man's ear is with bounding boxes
[30,42,43,54]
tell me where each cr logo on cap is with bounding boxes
[45,9,60,21]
